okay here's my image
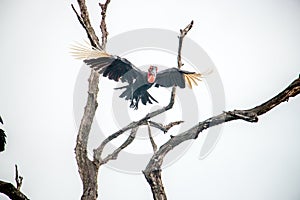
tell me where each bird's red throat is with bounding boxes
[147,74,156,83]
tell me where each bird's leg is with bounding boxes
[129,96,139,110]
[130,99,135,108]
[134,96,141,110]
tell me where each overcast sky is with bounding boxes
[0,0,300,200]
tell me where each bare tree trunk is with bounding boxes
[143,170,167,200]
[74,66,100,200]
[79,159,99,200]
[72,0,110,199]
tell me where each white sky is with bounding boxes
[0,0,300,199]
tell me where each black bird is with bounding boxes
[71,43,205,109]
[0,116,6,152]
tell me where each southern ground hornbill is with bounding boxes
[0,116,6,152]
[72,43,206,109]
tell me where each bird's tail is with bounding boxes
[130,91,158,110]
[183,73,202,89]
[141,91,158,105]
[70,41,110,60]
[183,68,213,89]
[114,85,128,90]
[116,86,158,109]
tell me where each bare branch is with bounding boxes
[0,181,29,200]
[177,20,193,69]
[71,1,100,48]
[101,127,139,164]
[93,85,178,162]
[15,165,23,191]
[71,4,98,49]
[144,76,300,200]
[94,119,184,162]
[93,83,178,162]
[93,121,137,162]
[148,121,184,133]
[99,0,111,49]
[147,122,157,153]
[0,165,28,200]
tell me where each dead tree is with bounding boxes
[72,0,191,199]
[72,0,179,199]
[72,1,300,200]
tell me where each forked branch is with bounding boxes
[15,165,23,191]
[143,75,300,200]
[101,127,139,164]
[0,165,29,200]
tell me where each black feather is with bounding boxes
[84,56,144,84]
[0,129,6,152]
[156,68,187,88]
[84,56,198,110]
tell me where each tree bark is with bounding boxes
[0,180,29,200]
[143,170,167,200]
[79,159,99,200]
[72,0,109,199]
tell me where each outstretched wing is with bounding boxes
[155,68,202,89]
[84,56,145,84]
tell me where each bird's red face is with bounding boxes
[147,66,158,83]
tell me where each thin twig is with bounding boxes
[71,1,100,48]
[15,165,23,191]
[71,4,98,49]
[148,120,184,133]
[101,127,139,164]
[177,20,193,69]
[147,122,157,153]
[93,121,137,162]
[99,0,111,49]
